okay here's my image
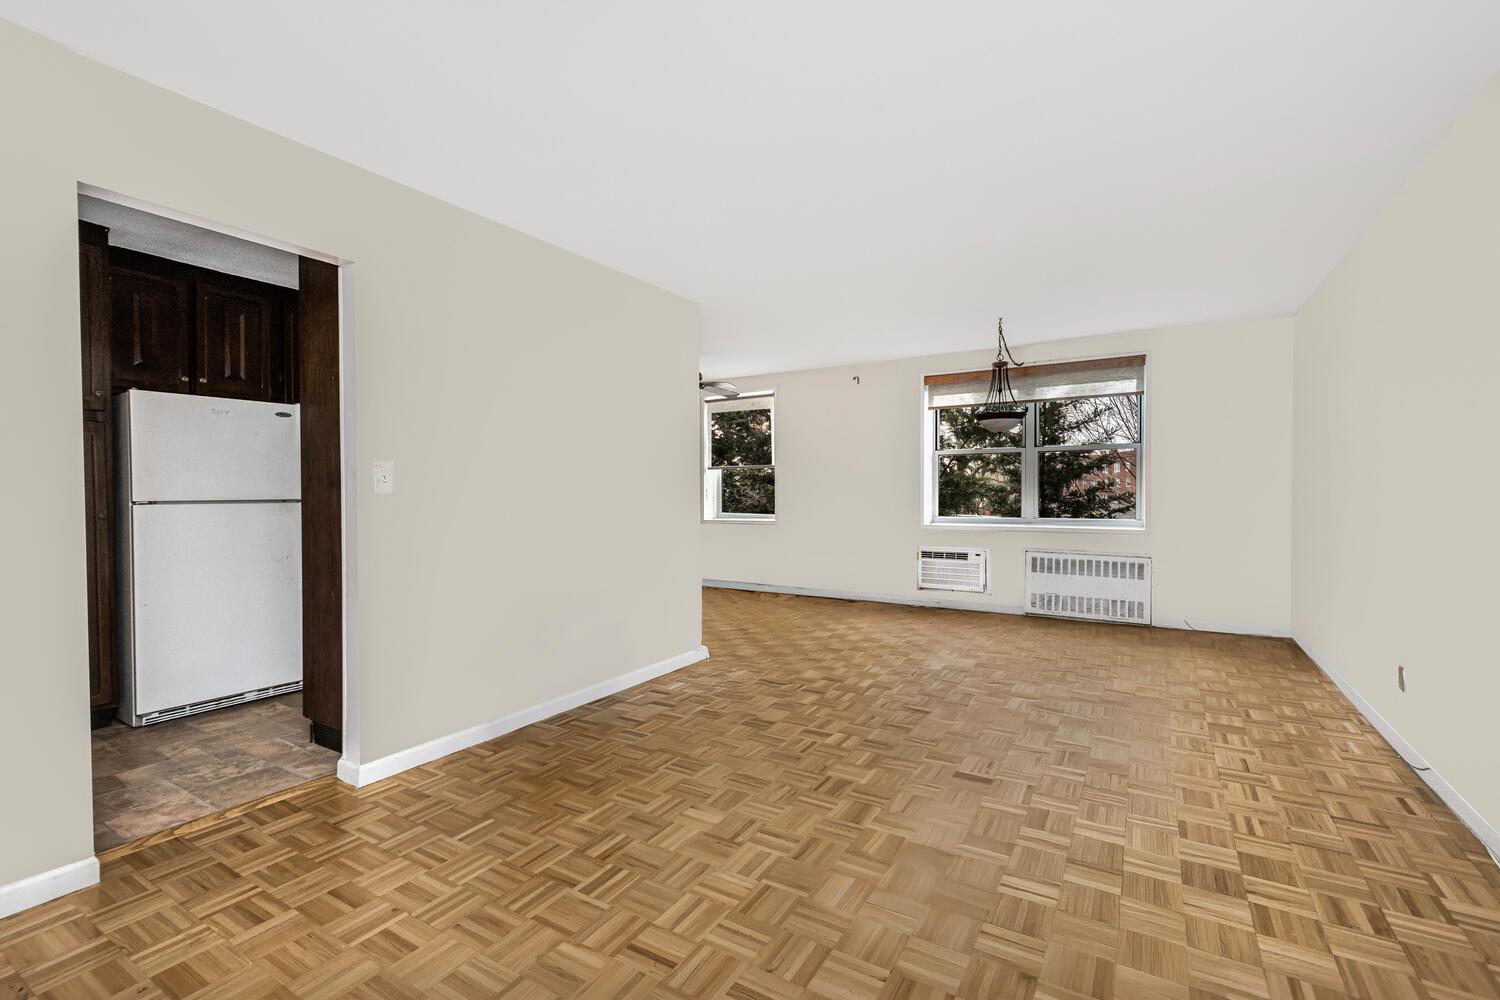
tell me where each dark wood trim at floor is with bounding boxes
[311,722,342,753]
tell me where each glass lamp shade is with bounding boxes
[974,406,1026,434]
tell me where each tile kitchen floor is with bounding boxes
[90,692,337,851]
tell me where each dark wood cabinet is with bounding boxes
[197,280,277,400]
[79,223,111,411]
[106,249,293,404]
[110,266,193,393]
[279,288,297,405]
[82,414,115,722]
[79,237,305,729]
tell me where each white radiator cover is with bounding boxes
[1025,549,1151,625]
[918,547,989,593]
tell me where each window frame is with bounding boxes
[923,364,1147,531]
[703,391,776,523]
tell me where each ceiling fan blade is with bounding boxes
[699,379,740,398]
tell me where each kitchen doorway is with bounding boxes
[76,189,352,853]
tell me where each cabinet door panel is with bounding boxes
[111,268,191,392]
[83,416,115,711]
[198,282,275,400]
[79,223,110,410]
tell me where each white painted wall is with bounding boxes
[703,318,1294,636]
[1293,73,1500,839]
[0,21,701,896]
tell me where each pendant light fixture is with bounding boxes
[974,318,1026,434]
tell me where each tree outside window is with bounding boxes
[934,392,1140,522]
[705,396,775,519]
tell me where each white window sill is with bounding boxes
[925,520,1146,535]
[704,517,777,524]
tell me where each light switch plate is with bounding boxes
[373,461,395,494]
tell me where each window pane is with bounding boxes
[1039,448,1137,519]
[715,468,775,515]
[937,453,1021,517]
[937,405,1024,449]
[1036,394,1141,446]
[709,408,772,467]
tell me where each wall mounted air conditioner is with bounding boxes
[918,548,989,593]
[1024,549,1151,624]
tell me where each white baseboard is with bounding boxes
[1294,632,1500,861]
[338,645,710,788]
[335,756,362,787]
[704,579,1025,616]
[1159,617,1292,638]
[0,857,99,920]
[704,579,1286,638]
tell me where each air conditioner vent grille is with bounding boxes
[918,548,988,593]
[1025,549,1151,625]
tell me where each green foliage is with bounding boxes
[1036,396,1138,519]
[720,468,775,515]
[1037,449,1136,518]
[710,409,772,466]
[937,395,1138,519]
[938,419,1021,517]
[710,408,775,514]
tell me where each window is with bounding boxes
[704,394,775,520]
[926,356,1145,525]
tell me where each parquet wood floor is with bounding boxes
[5,588,1499,999]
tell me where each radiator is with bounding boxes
[1024,549,1151,624]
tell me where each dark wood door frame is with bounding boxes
[297,257,344,752]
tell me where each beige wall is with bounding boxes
[0,22,701,888]
[704,318,1294,635]
[1293,74,1500,835]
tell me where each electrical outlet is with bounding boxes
[373,461,395,495]
[1397,664,1406,691]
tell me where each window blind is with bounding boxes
[924,355,1145,408]
[705,394,773,414]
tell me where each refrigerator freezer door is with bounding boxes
[122,390,300,502]
[128,502,302,716]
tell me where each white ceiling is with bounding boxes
[8,3,1500,375]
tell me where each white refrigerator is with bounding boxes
[114,390,303,726]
